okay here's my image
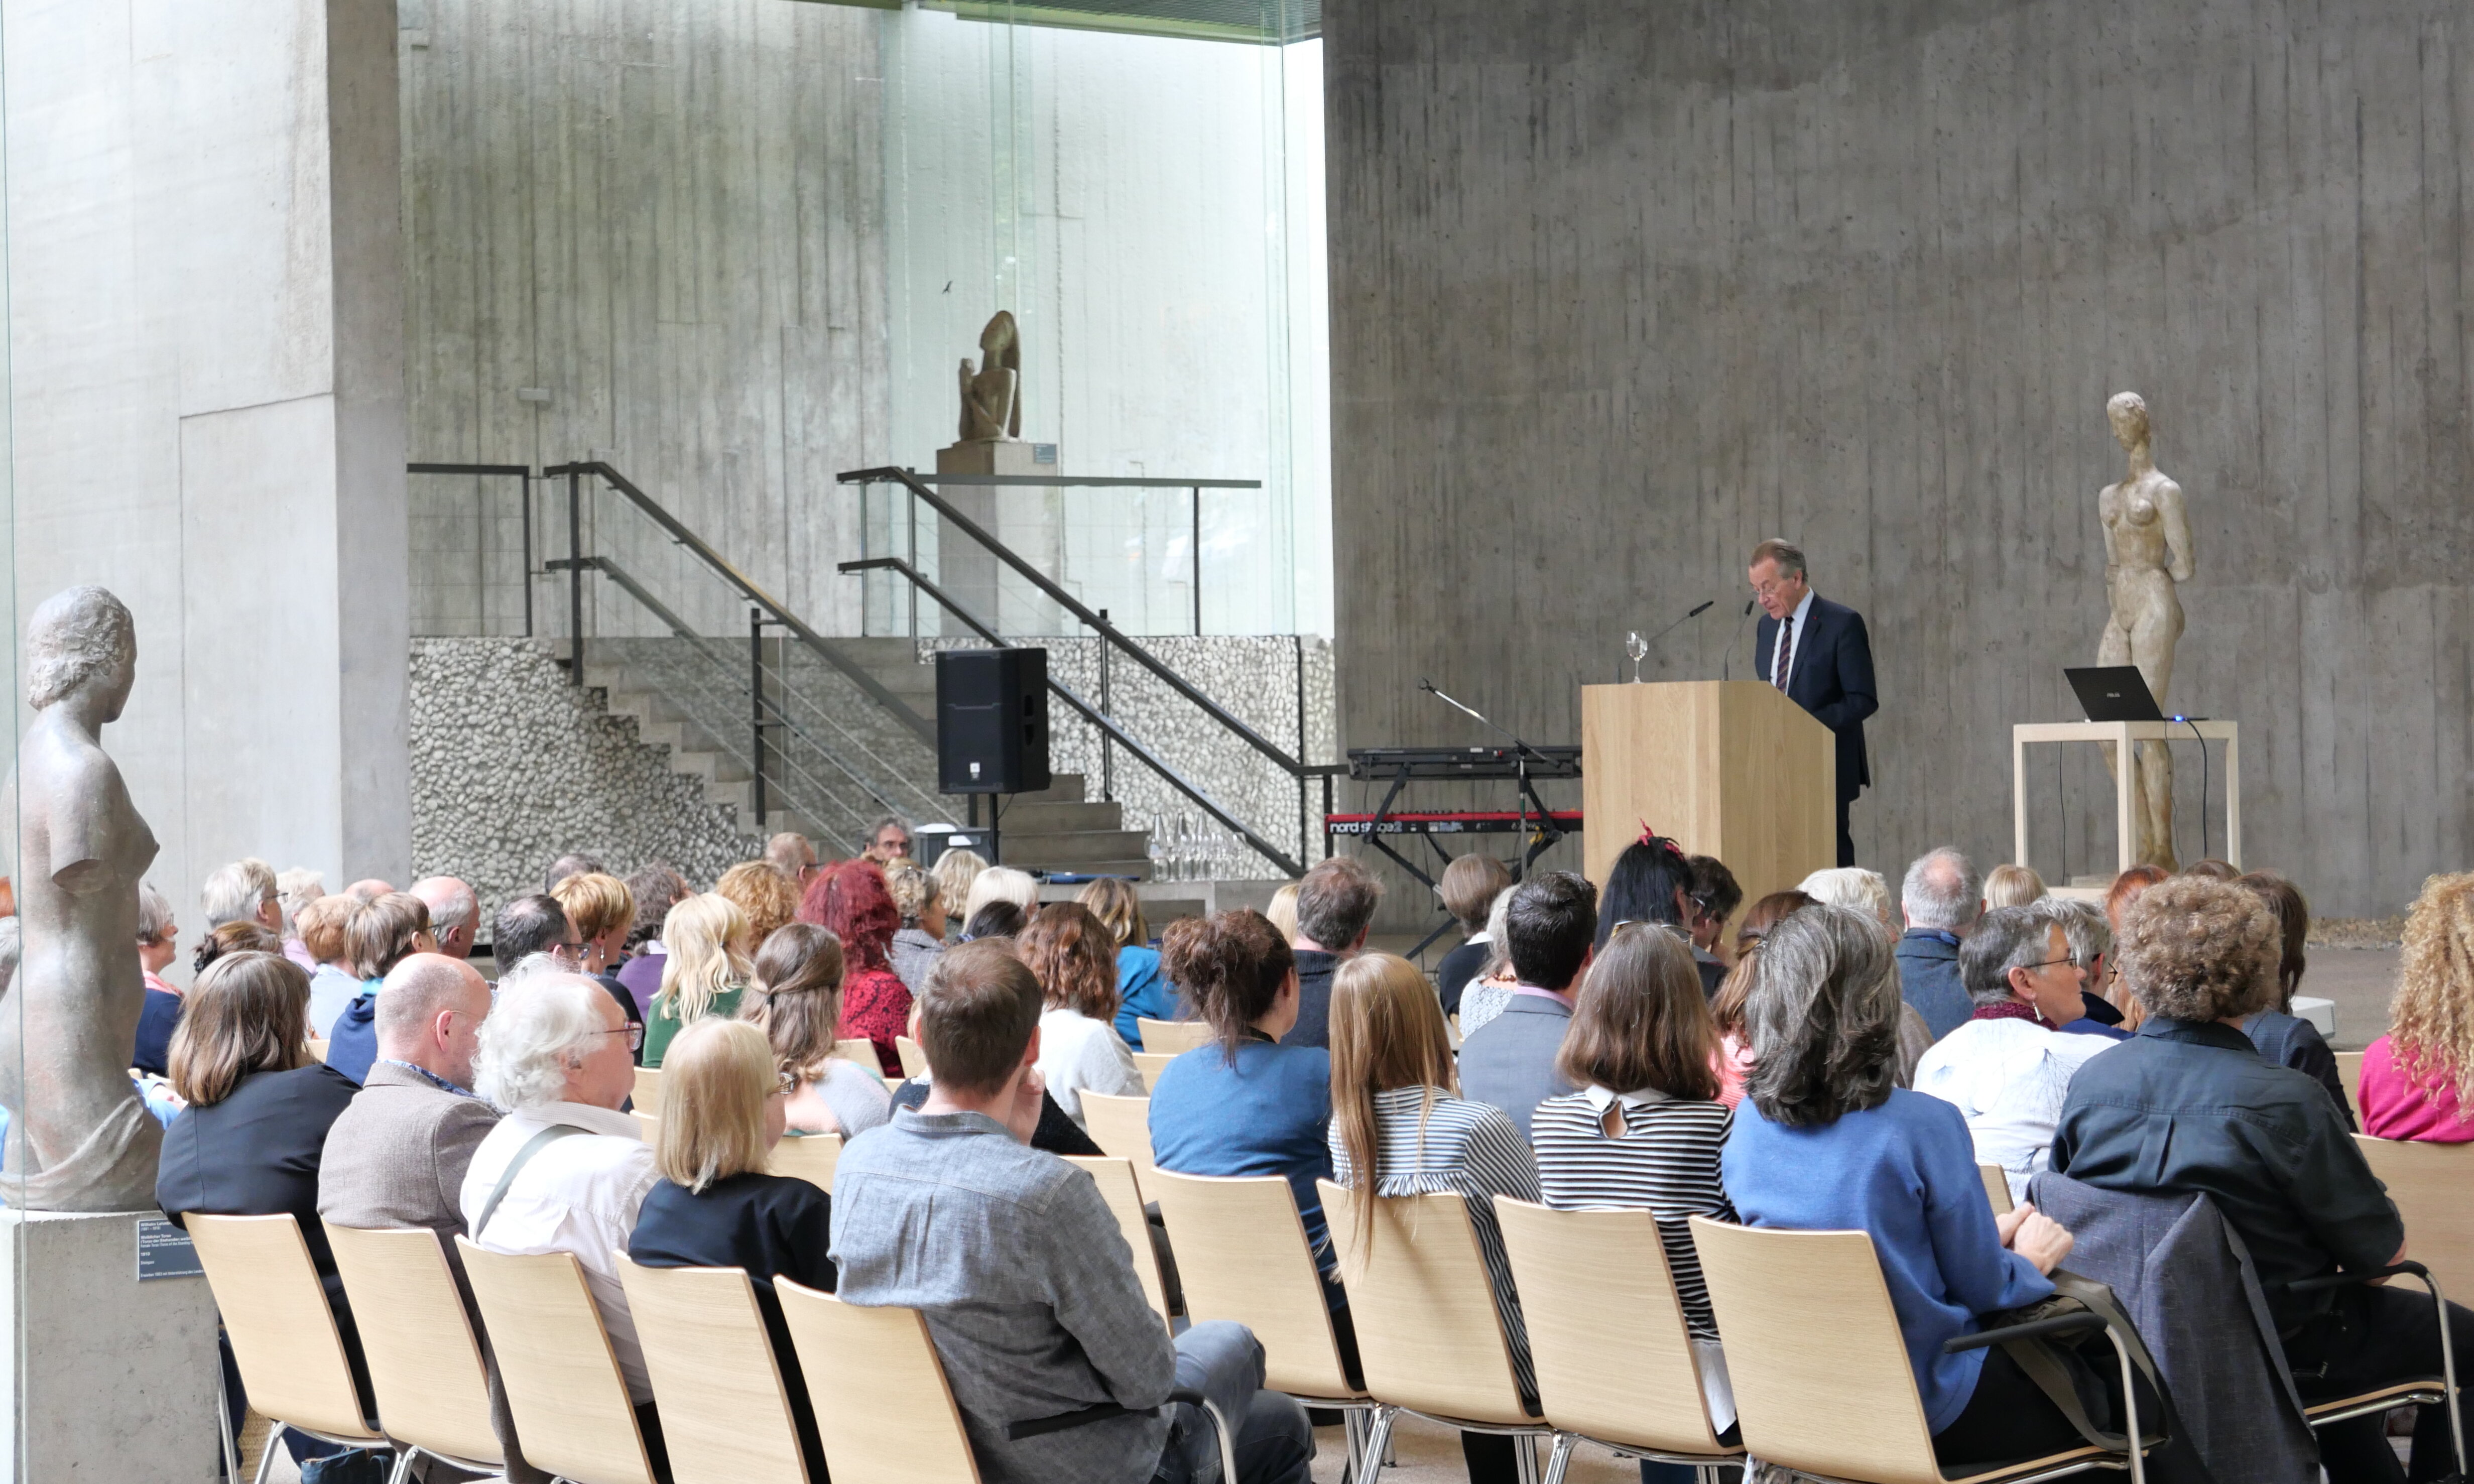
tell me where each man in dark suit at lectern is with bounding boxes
[1749,539,1878,867]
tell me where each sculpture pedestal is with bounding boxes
[2011,719,2241,896]
[0,1208,220,1483]
[934,440,1056,630]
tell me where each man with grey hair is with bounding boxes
[1911,901,2114,1204]
[1285,854,1384,1050]
[765,831,822,888]
[131,883,185,1077]
[458,966,660,1444]
[410,876,481,960]
[1749,538,1877,867]
[200,858,282,933]
[859,815,912,865]
[1895,847,1982,1040]
[2051,899,2131,1042]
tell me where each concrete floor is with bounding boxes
[1310,1413,1649,1483]
[2302,946,2400,1051]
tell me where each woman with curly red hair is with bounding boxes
[801,860,908,1075]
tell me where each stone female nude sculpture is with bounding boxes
[0,587,163,1210]
[957,310,1023,442]
[2096,392,2194,871]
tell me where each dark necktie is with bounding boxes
[1775,613,1794,693]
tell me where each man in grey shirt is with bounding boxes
[1458,871,1595,1144]
[830,941,1312,1484]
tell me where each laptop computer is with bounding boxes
[2065,665,2165,722]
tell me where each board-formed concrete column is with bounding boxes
[5,0,411,926]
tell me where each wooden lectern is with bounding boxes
[1581,681,1836,907]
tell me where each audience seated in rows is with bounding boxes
[1454,886,1520,1037]
[1082,877,1170,1048]
[885,860,948,994]
[543,853,605,894]
[201,857,284,934]
[960,897,1029,943]
[1529,923,1738,1447]
[805,860,910,1075]
[830,940,1313,1484]
[616,865,691,1017]
[459,963,668,1474]
[745,921,892,1137]
[2361,871,2474,1141]
[1723,904,2134,1469]
[961,863,1040,925]
[409,875,478,960]
[1596,834,1719,996]
[2181,856,2241,881]
[628,1017,834,1482]
[1432,854,1512,1018]
[2051,898,2131,1039]
[1148,908,1341,1318]
[297,895,363,1039]
[1894,846,1980,1038]
[277,867,326,969]
[933,846,989,922]
[1706,890,1813,1109]
[1459,870,1598,1144]
[132,882,183,1077]
[1328,950,1538,1484]
[155,951,379,1480]
[1265,881,1300,947]
[505,888,643,1051]
[887,998,1105,1159]
[1912,902,2115,1203]
[642,893,752,1069]
[765,829,826,891]
[2236,870,2354,1128]
[1021,903,1146,1127]
[1982,861,2047,909]
[1682,852,1743,996]
[2052,873,2471,1482]
[1801,864,1934,1080]
[1285,855,1383,1050]
[325,894,439,1084]
[715,859,801,949]
[554,870,644,1029]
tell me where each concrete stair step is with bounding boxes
[1005,774,1091,805]
[997,799,1123,832]
[1012,857,1153,881]
[999,829,1149,865]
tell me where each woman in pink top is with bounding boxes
[2360,872,2474,1143]
[1706,890,1814,1109]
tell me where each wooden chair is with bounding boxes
[1079,1090,1157,1183]
[1317,1180,1555,1480]
[2355,1135,2474,1301]
[1063,1156,1171,1327]
[1136,1017,1213,1055]
[1690,1216,2146,1484]
[617,1256,812,1483]
[896,1034,929,1079]
[1978,1162,2015,1215]
[307,1036,331,1065]
[633,1109,661,1142]
[456,1237,660,1484]
[833,1038,885,1073]
[322,1222,506,1476]
[1132,1051,1176,1091]
[1149,1169,1378,1476]
[185,1214,389,1470]
[631,1065,662,1114]
[2335,1051,2364,1112]
[769,1131,843,1192]
[776,1281,982,1484]
[1494,1199,1744,1482]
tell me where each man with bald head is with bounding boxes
[344,878,398,903]
[318,954,500,1235]
[411,875,480,959]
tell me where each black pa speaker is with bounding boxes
[936,648,1050,795]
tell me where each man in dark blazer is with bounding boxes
[1750,539,1879,867]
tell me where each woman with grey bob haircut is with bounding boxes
[1742,903,1907,1126]
[473,959,614,1109]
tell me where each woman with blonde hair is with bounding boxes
[743,922,891,1137]
[961,864,1039,925]
[1454,887,1522,1038]
[643,893,755,1067]
[930,846,987,919]
[1077,877,1170,1047]
[1326,950,1540,1483]
[2362,872,2474,1141]
[715,860,801,947]
[628,1017,834,1481]
[1018,903,1145,1126]
[1265,882,1301,946]
[1981,863,2047,910]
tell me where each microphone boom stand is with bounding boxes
[1420,679,1565,882]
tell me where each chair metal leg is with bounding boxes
[1514,1431,1542,1484]
[1541,1431,1577,1484]
[251,1427,280,1484]
[2425,1273,2467,1480]
[1360,1406,1399,1479]
[1340,1407,1372,1484]
[387,1444,417,1484]
[2100,1323,2147,1484]
[216,1371,242,1484]
[1198,1397,1242,1484]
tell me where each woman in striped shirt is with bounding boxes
[1530,923,1740,1469]
[1328,951,1541,1484]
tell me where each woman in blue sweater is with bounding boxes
[1723,904,2099,1469]
[1082,878,1173,1048]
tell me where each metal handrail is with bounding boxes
[547,461,934,746]
[839,556,1308,877]
[837,465,1334,779]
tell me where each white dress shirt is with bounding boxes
[1912,1017,2114,1204]
[458,1100,660,1403]
[1035,1006,1147,1126]
[1771,587,1816,691]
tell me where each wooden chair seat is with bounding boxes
[631,1065,662,1115]
[322,1222,505,1472]
[768,1132,843,1192]
[2301,1376,2448,1421]
[832,1038,885,1074]
[1078,1090,1156,1183]
[895,1034,929,1079]
[1135,1017,1213,1055]
[1943,1443,2115,1484]
[1131,1051,1175,1091]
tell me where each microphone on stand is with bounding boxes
[1721,598,1758,681]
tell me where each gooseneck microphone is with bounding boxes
[1721,598,1758,681]
[1641,599,1715,649]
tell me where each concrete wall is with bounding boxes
[5,0,411,920]
[1324,0,2474,920]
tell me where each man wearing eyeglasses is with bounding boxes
[1749,538,1878,867]
[493,893,645,1064]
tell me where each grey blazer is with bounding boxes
[1456,993,1575,1146]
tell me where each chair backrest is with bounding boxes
[186,1214,385,1444]
[2335,1052,2364,1113]
[1132,1051,1175,1091]
[617,1257,811,1484]
[1315,1179,1534,1426]
[776,1281,982,1484]
[455,1236,658,1484]
[832,1039,882,1072]
[1494,1199,1728,1455]
[321,1222,503,1466]
[1689,1217,1944,1484]
[308,1036,331,1064]
[1148,1169,1362,1399]
[1078,1090,1156,1182]
[770,1132,843,1192]
[896,1035,929,1080]
[2356,1134,2474,1304]
[633,1110,661,1142]
[1978,1161,2014,1215]
[1062,1156,1170,1328]
[632,1065,662,1115]
[1136,1018,1213,1055]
